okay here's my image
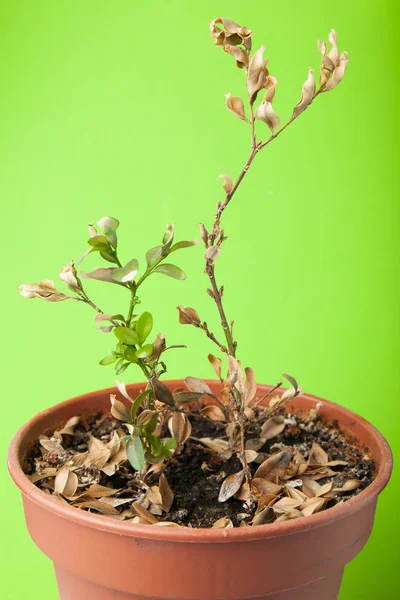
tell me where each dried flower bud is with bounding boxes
[60,262,84,294]
[198,222,209,244]
[19,280,70,302]
[204,246,221,261]
[217,174,233,195]
[177,306,201,326]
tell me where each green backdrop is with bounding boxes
[1,1,398,598]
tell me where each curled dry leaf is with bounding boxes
[39,433,65,456]
[58,416,80,436]
[86,436,111,469]
[218,174,233,195]
[170,412,192,445]
[218,470,245,503]
[177,306,201,326]
[159,474,174,512]
[260,415,285,440]
[201,405,226,421]
[255,76,280,132]
[225,93,248,122]
[195,437,231,455]
[209,17,252,51]
[333,479,362,493]
[54,465,78,497]
[19,280,70,302]
[132,501,159,524]
[75,500,120,516]
[244,449,259,463]
[212,516,234,528]
[251,478,282,497]
[309,442,329,465]
[252,507,274,526]
[318,30,349,92]
[301,496,327,516]
[292,68,316,119]
[244,367,257,405]
[208,354,222,380]
[110,395,131,422]
[115,380,133,402]
[247,46,267,103]
[185,377,214,397]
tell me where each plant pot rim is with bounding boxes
[8,380,392,543]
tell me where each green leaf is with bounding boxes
[143,414,157,434]
[169,240,197,253]
[126,436,145,470]
[99,354,117,366]
[111,258,139,283]
[124,346,138,363]
[131,390,152,420]
[136,312,153,343]
[135,344,154,360]
[152,264,186,280]
[164,437,177,451]
[114,326,140,345]
[115,361,129,375]
[162,223,174,248]
[146,245,163,268]
[118,435,132,443]
[97,216,120,249]
[88,235,109,247]
[149,435,163,456]
[100,251,119,264]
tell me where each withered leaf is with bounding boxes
[85,436,111,469]
[225,93,248,122]
[177,306,201,326]
[252,507,274,526]
[204,246,221,261]
[218,470,245,503]
[251,478,282,497]
[201,405,226,421]
[110,394,131,422]
[301,497,326,516]
[184,377,214,397]
[58,416,80,436]
[260,416,285,440]
[152,378,174,407]
[170,412,192,445]
[309,442,328,465]
[212,516,234,528]
[333,479,362,493]
[217,174,233,195]
[132,501,159,524]
[244,367,257,405]
[39,433,65,456]
[54,465,78,497]
[247,46,267,103]
[75,500,120,516]
[159,474,174,512]
[81,484,119,499]
[292,69,316,119]
[173,391,205,404]
[208,354,222,380]
[254,450,291,482]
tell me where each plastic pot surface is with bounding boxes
[8,381,392,600]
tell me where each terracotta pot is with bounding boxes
[8,381,392,600]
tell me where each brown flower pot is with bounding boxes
[8,381,392,600]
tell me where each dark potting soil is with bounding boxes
[25,408,375,528]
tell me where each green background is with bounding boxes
[1,1,398,598]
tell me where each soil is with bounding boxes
[25,407,375,528]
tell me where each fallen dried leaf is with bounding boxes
[218,470,245,503]
[54,465,78,497]
[159,474,174,512]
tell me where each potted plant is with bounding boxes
[8,17,392,600]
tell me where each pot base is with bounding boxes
[55,564,343,600]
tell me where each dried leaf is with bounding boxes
[247,46,267,103]
[309,442,329,465]
[85,436,111,469]
[251,478,282,497]
[252,507,275,526]
[225,93,248,122]
[212,516,234,528]
[159,474,174,512]
[218,470,245,502]
[152,378,174,407]
[201,405,226,421]
[110,395,131,422]
[39,433,65,456]
[333,479,362,493]
[292,69,316,119]
[217,174,233,195]
[244,449,259,463]
[254,450,291,481]
[173,391,205,404]
[260,416,285,440]
[75,500,120,516]
[58,416,80,436]
[324,52,349,91]
[54,465,78,497]
[301,497,326,516]
[80,484,119,499]
[195,437,230,454]
[19,281,70,302]
[177,306,201,326]
[170,412,192,445]
[132,501,159,524]
[255,87,280,133]
[185,377,214,397]
[208,354,222,379]
[244,367,257,405]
